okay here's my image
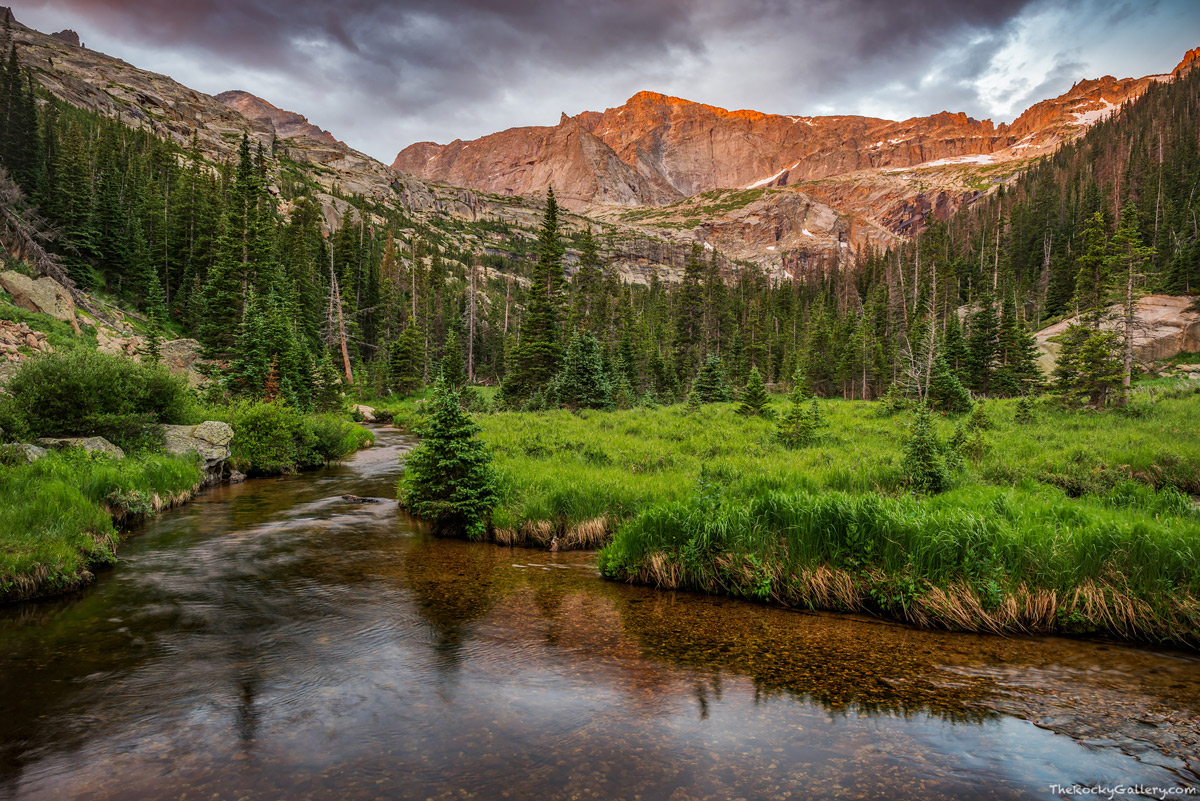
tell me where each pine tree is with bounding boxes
[903,405,950,494]
[313,354,346,413]
[691,355,730,404]
[226,287,269,397]
[139,320,163,365]
[506,189,564,401]
[778,396,824,448]
[927,354,973,413]
[389,322,424,396]
[737,365,771,417]
[1108,204,1154,404]
[398,374,500,540]
[789,366,814,403]
[1053,324,1123,407]
[441,326,467,389]
[556,333,612,410]
[1074,211,1111,327]
[1014,394,1036,425]
[942,311,969,384]
[966,292,999,395]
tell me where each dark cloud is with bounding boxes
[9,0,1198,160]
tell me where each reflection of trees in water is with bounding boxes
[401,537,503,674]
[610,591,998,724]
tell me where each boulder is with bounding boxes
[0,271,80,333]
[160,339,210,387]
[161,339,202,372]
[36,436,125,459]
[227,469,246,484]
[96,326,143,358]
[1035,295,1200,373]
[352,404,377,423]
[2,443,47,463]
[160,421,234,484]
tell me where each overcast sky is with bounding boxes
[9,0,1199,163]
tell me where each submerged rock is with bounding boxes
[36,436,124,459]
[160,421,234,484]
[340,494,385,504]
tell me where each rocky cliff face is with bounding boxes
[393,50,1197,224]
[396,115,680,208]
[215,90,340,145]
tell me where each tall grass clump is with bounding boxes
[598,484,1200,646]
[0,449,202,601]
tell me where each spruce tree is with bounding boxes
[1074,211,1111,327]
[313,354,346,413]
[398,374,499,539]
[737,366,771,417]
[778,396,824,448]
[506,189,564,401]
[556,333,612,410]
[441,327,467,389]
[390,323,424,396]
[789,367,814,403]
[1054,325,1123,408]
[691,355,730,404]
[966,292,999,395]
[927,354,973,413]
[226,288,269,397]
[903,405,950,494]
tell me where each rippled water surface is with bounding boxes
[1,427,1198,800]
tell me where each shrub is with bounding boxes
[208,402,372,474]
[307,414,372,464]
[2,349,189,451]
[397,376,499,539]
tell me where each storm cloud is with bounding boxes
[10,0,1200,161]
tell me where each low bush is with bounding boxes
[0,349,189,451]
[199,401,373,476]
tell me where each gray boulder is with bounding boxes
[161,421,234,484]
[0,271,80,333]
[2,443,47,463]
[352,404,377,423]
[36,436,125,459]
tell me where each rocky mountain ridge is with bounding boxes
[396,54,1192,213]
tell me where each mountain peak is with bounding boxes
[215,90,340,145]
[1174,47,1200,77]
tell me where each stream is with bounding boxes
[1,426,1197,800]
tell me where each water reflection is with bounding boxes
[0,427,1196,800]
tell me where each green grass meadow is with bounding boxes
[465,392,1200,644]
[0,449,203,602]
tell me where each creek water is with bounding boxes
[1,426,1197,800]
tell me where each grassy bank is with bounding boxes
[460,392,1200,644]
[0,449,203,602]
[475,394,1200,544]
[597,485,1200,645]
